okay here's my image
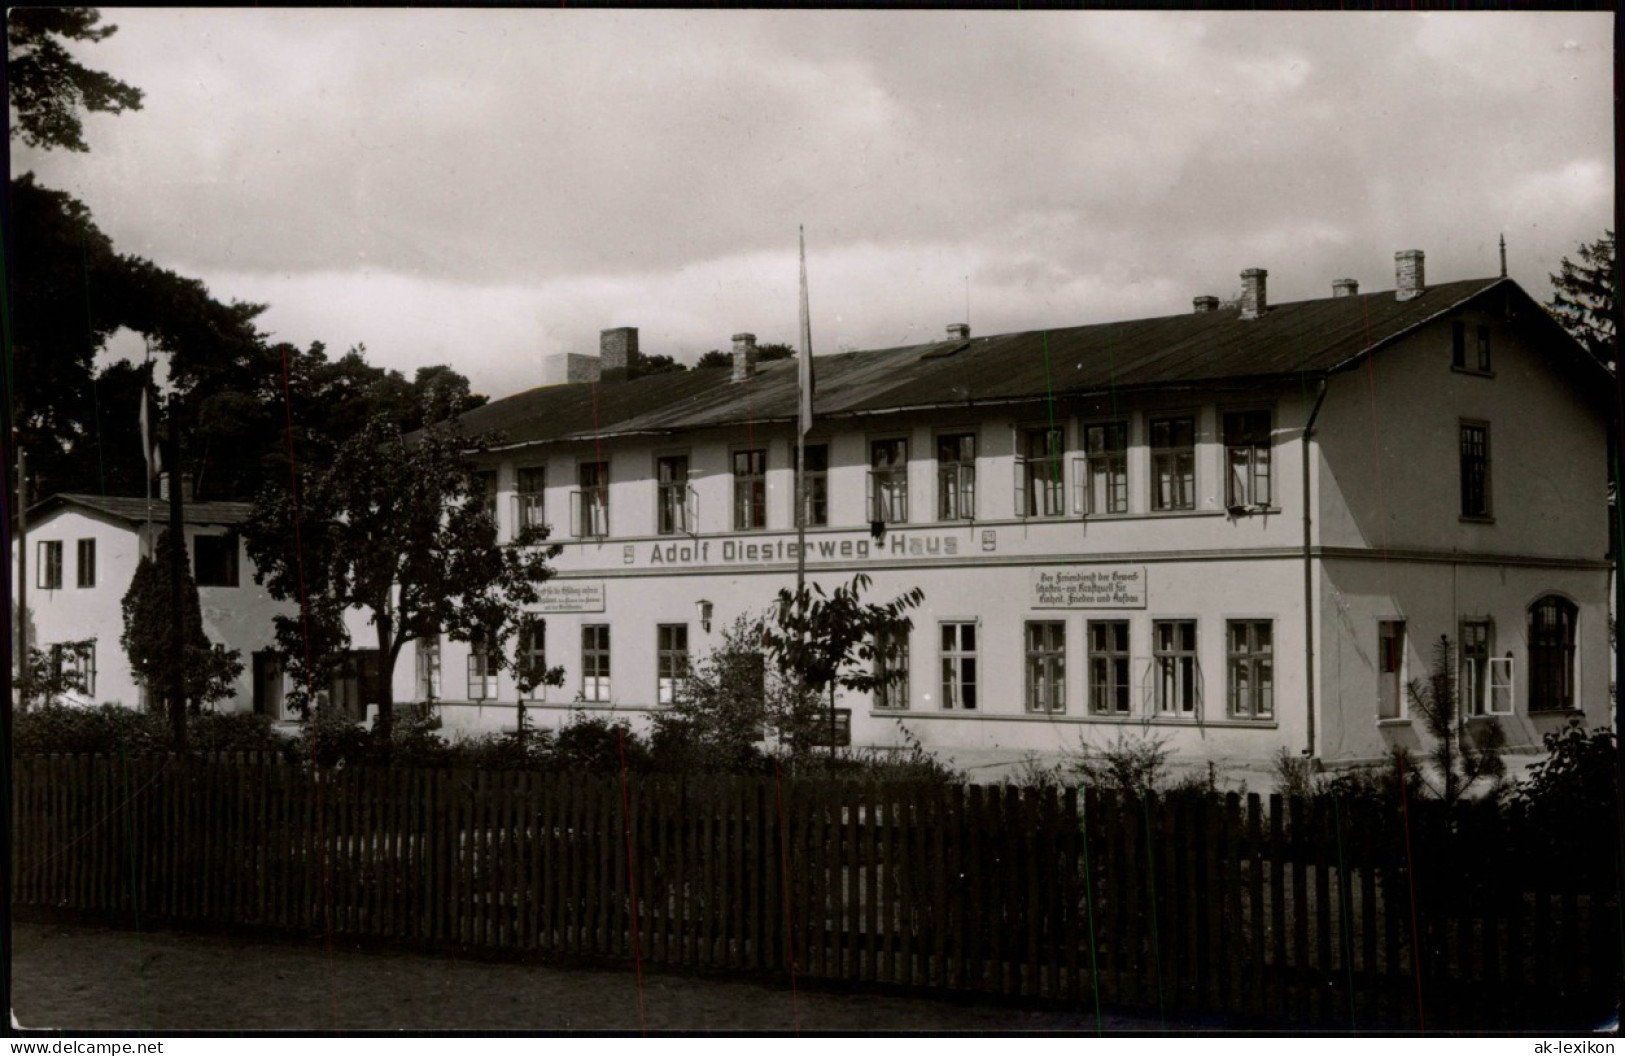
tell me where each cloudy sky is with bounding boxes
[14,10,1613,401]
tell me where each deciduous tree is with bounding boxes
[243,416,560,739]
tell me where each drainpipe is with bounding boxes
[1302,379,1330,759]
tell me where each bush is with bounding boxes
[552,711,651,774]
[13,703,288,756]
[1273,746,1320,800]
[1506,719,1618,876]
[1070,729,1171,798]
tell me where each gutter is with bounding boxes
[1302,378,1330,759]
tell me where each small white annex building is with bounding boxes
[11,488,287,714]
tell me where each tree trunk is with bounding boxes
[375,611,395,744]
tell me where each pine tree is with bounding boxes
[1546,230,1617,370]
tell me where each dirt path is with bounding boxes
[10,921,1193,1034]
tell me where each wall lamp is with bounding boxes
[696,598,714,633]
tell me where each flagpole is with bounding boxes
[796,226,810,600]
[143,339,153,559]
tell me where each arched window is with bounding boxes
[1527,596,1577,712]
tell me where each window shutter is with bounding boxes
[685,484,699,535]
[1071,456,1088,515]
[1488,656,1514,715]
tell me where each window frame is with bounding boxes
[935,429,978,522]
[416,634,442,701]
[1149,415,1198,512]
[867,436,910,525]
[656,623,689,705]
[1527,595,1577,712]
[574,459,611,539]
[1087,620,1131,715]
[731,446,768,531]
[466,640,496,702]
[193,532,240,588]
[37,540,63,590]
[872,626,910,710]
[938,619,978,711]
[581,623,612,703]
[1016,423,1067,519]
[515,465,548,535]
[517,618,549,701]
[1076,420,1129,516]
[1226,619,1274,720]
[1152,618,1199,717]
[655,453,693,536]
[799,443,829,528]
[1024,620,1067,714]
[50,640,95,697]
[1376,619,1406,721]
[473,470,499,524]
[1222,408,1274,510]
[1459,420,1492,520]
[76,538,96,588]
[1460,618,1494,717]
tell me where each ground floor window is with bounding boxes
[657,623,688,704]
[253,650,285,719]
[1088,620,1130,715]
[1025,621,1066,713]
[333,649,381,718]
[939,621,977,710]
[582,624,611,702]
[1154,620,1197,716]
[1377,620,1405,720]
[416,635,441,700]
[1460,619,1492,715]
[518,619,549,700]
[873,627,910,709]
[466,643,496,702]
[1226,620,1273,719]
[1527,595,1576,712]
[49,641,95,697]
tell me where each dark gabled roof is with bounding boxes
[27,493,253,528]
[456,276,1598,450]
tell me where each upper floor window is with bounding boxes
[76,538,96,588]
[1154,619,1198,716]
[575,461,610,538]
[1150,417,1196,512]
[1079,422,1128,516]
[1452,321,1492,373]
[474,471,499,523]
[800,444,829,527]
[1017,426,1066,518]
[657,455,692,535]
[657,623,689,704]
[1459,422,1491,519]
[515,466,547,534]
[37,540,62,589]
[869,438,909,524]
[1088,620,1131,716]
[1223,410,1273,509]
[936,432,976,521]
[1025,620,1066,713]
[732,448,767,531]
[582,624,611,702]
[194,533,239,588]
[1527,596,1576,712]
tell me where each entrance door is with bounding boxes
[252,651,286,720]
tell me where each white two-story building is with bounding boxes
[401,249,1611,767]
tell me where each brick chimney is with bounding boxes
[1395,251,1425,301]
[946,323,970,341]
[1240,268,1268,320]
[599,327,640,382]
[731,333,758,383]
[1192,295,1220,314]
[1332,278,1359,298]
[158,472,195,501]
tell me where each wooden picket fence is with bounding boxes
[12,753,1620,1031]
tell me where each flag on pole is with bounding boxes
[798,226,814,437]
[138,384,162,480]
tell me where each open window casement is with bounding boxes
[1070,456,1089,515]
[1487,656,1514,715]
[684,484,700,536]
